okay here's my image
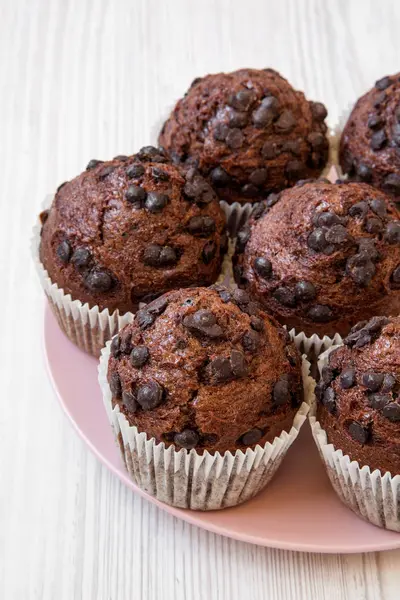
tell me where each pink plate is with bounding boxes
[44,305,400,553]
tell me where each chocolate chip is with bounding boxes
[370,198,387,218]
[364,217,383,234]
[322,387,336,413]
[151,167,169,181]
[126,163,145,178]
[275,110,295,133]
[315,212,341,228]
[252,96,279,128]
[382,402,400,422]
[202,241,217,264]
[261,141,279,159]
[184,175,216,204]
[367,114,384,129]
[357,163,373,182]
[349,201,369,219]
[346,254,376,286]
[187,216,215,238]
[307,305,333,323]
[183,310,223,339]
[130,346,149,368]
[310,102,327,121]
[376,76,391,90]
[174,429,199,450]
[307,228,327,252]
[362,372,384,392]
[226,128,244,149]
[228,89,255,111]
[98,165,115,179]
[57,240,72,263]
[295,280,316,302]
[56,182,68,193]
[249,168,268,187]
[71,247,91,269]
[126,184,147,206]
[143,244,178,267]
[236,226,251,253]
[373,92,386,108]
[214,123,230,141]
[321,366,334,385]
[109,372,122,398]
[122,391,138,412]
[240,428,263,446]
[210,166,231,187]
[307,132,325,150]
[230,349,247,378]
[146,296,168,316]
[241,184,258,198]
[282,139,301,155]
[266,193,280,208]
[370,129,387,151]
[242,330,260,353]
[253,256,272,279]
[207,357,233,383]
[86,159,103,170]
[114,155,129,162]
[348,422,369,444]
[340,368,356,389]
[250,316,264,332]
[357,238,379,261]
[136,380,164,410]
[392,123,400,146]
[137,146,167,163]
[110,335,121,358]
[211,285,231,303]
[384,221,400,244]
[285,160,305,179]
[392,265,400,285]
[233,289,250,306]
[228,110,248,128]
[273,374,290,406]
[136,309,155,330]
[325,224,352,245]
[382,374,396,393]
[368,394,391,410]
[383,173,400,195]
[273,287,296,307]
[145,192,169,213]
[85,270,113,292]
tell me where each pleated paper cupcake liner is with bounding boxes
[98,332,315,511]
[309,341,400,532]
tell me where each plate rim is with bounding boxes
[43,305,400,554]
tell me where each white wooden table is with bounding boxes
[2,0,400,598]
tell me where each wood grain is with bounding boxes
[2,0,400,598]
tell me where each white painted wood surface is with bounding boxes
[2,0,400,597]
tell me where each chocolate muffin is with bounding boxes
[39,147,227,314]
[107,286,304,455]
[234,180,400,337]
[159,68,329,204]
[340,74,400,204]
[316,316,400,475]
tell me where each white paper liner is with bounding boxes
[98,333,315,511]
[309,339,400,532]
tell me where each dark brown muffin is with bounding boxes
[107,286,304,454]
[340,74,400,204]
[234,180,400,337]
[316,316,400,475]
[159,68,329,205]
[40,147,227,313]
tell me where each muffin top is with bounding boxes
[340,74,400,202]
[159,68,329,204]
[316,316,400,474]
[107,286,304,455]
[234,180,400,337]
[39,147,227,313]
